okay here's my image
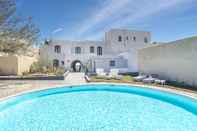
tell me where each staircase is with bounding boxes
[64,72,86,84]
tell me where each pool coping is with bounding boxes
[0,82,196,102]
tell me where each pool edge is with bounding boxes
[0,83,196,103]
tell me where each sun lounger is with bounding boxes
[155,79,166,85]
[142,76,156,83]
[108,69,123,80]
[96,68,107,77]
[133,75,147,82]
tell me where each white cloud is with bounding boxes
[110,0,188,28]
[77,0,130,34]
[52,28,64,34]
[75,0,193,39]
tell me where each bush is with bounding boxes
[54,67,65,76]
[22,71,29,76]
[30,61,65,76]
[122,75,134,81]
[30,61,43,73]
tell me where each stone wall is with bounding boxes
[0,55,37,75]
[0,56,18,75]
[138,36,197,87]
[18,56,37,75]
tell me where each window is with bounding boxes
[90,46,94,53]
[133,36,136,41]
[75,47,81,54]
[126,36,129,40]
[118,36,122,42]
[110,60,115,67]
[54,45,61,53]
[144,37,148,43]
[53,59,59,68]
[44,40,50,45]
[97,46,102,56]
[61,61,64,65]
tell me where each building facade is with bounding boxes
[39,29,152,73]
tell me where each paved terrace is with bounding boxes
[0,80,197,102]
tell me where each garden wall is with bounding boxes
[138,36,197,87]
[0,55,18,75]
[0,55,37,75]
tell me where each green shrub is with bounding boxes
[22,71,29,76]
[54,67,65,76]
[30,61,65,76]
[122,75,134,81]
[30,61,43,73]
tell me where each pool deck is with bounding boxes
[0,80,196,102]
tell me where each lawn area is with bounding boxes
[90,75,134,83]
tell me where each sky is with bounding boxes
[16,0,197,42]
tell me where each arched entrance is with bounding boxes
[71,60,83,72]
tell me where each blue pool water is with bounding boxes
[0,84,196,131]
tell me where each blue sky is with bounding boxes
[16,0,197,42]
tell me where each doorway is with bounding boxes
[71,60,83,72]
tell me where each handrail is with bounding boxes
[84,75,90,82]
[63,70,70,78]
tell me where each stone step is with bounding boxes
[64,73,86,84]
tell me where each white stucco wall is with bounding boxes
[138,36,197,87]
[105,29,151,72]
[94,57,128,72]
[40,29,152,73]
[105,29,151,53]
[39,40,105,69]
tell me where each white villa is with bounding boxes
[40,29,152,73]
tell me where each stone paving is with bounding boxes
[0,80,196,102]
[64,72,86,84]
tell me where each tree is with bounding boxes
[0,0,39,55]
[0,0,15,25]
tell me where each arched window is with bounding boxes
[126,36,129,40]
[118,36,122,42]
[133,36,136,41]
[53,59,59,68]
[75,47,81,54]
[54,45,61,53]
[144,37,148,43]
[90,46,94,53]
[61,61,64,66]
[97,46,102,56]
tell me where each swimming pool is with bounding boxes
[0,84,196,130]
